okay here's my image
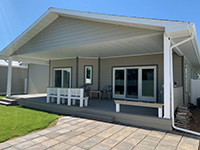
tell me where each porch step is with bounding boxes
[0,98,17,106]
[76,112,115,123]
[0,100,11,106]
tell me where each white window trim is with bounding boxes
[85,66,93,84]
[54,68,71,88]
[113,66,157,102]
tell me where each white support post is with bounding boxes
[57,88,60,104]
[116,103,120,112]
[24,78,28,94]
[84,98,88,106]
[158,107,163,118]
[68,89,71,106]
[163,34,171,119]
[6,58,12,97]
[80,89,84,107]
[47,88,50,103]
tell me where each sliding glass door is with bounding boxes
[141,69,155,101]
[126,69,138,99]
[54,68,71,88]
[113,66,156,102]
[55,70,62,87]
[114,69,125,98]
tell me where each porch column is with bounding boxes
[6,57,12,96]
[163,34,171,119]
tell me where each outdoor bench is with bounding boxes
[47,88,88,107]
[114,100,164,118]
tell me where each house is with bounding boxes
[0,59,49,95]
[0,59,27,95]
[1,8,200,130]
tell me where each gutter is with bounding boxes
[170,34,200,136]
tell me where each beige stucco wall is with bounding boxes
[0,66,27,94]
[173,53,183,87]
[78,58,99,90]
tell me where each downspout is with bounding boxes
[170,34,200,136]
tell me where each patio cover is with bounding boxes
[0,8,199,73]
[1,8,200,119]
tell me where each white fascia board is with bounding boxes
[166,22,200,73]
[50,8,189,33]
[189,24,200,66]
[165,23,189,33]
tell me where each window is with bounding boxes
[113,66,156,102]
[54,68,71,88]
[85,66,92,84]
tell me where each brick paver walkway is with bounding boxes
[0,116,199,150]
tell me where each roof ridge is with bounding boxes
[49,7,190,24]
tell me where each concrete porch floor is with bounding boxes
[10,93,172,131]
[9,93,158,117]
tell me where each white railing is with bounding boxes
[46,87,88,107]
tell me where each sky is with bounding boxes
[0,0,200,51]
[0,59,26,67]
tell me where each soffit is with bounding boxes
[0,8,189,57]
[11,33,163,61]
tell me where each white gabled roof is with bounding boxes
[0,7,199,72]
[0,7,191,57]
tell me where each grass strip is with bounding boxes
[0,106,59,142]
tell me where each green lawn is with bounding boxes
[0,106,59,142]
[0,96,6,98]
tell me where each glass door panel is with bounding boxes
[55,70,62,87]
[54,68,71,88]
[141,68,155,101]
[114,69,125,97]
[63,69,71,88]
[126,69,138,99]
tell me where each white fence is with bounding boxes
[174,87,183,111]
[191,79,200,105]
[46,87,88,107]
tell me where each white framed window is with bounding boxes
[113,66,156,102]
[54,68,71,88]
[85,66,92,84]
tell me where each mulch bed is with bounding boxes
[174,105,200,133]
[189,108,200,132]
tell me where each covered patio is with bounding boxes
[9,93,171,131]
[1,8,200,133]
